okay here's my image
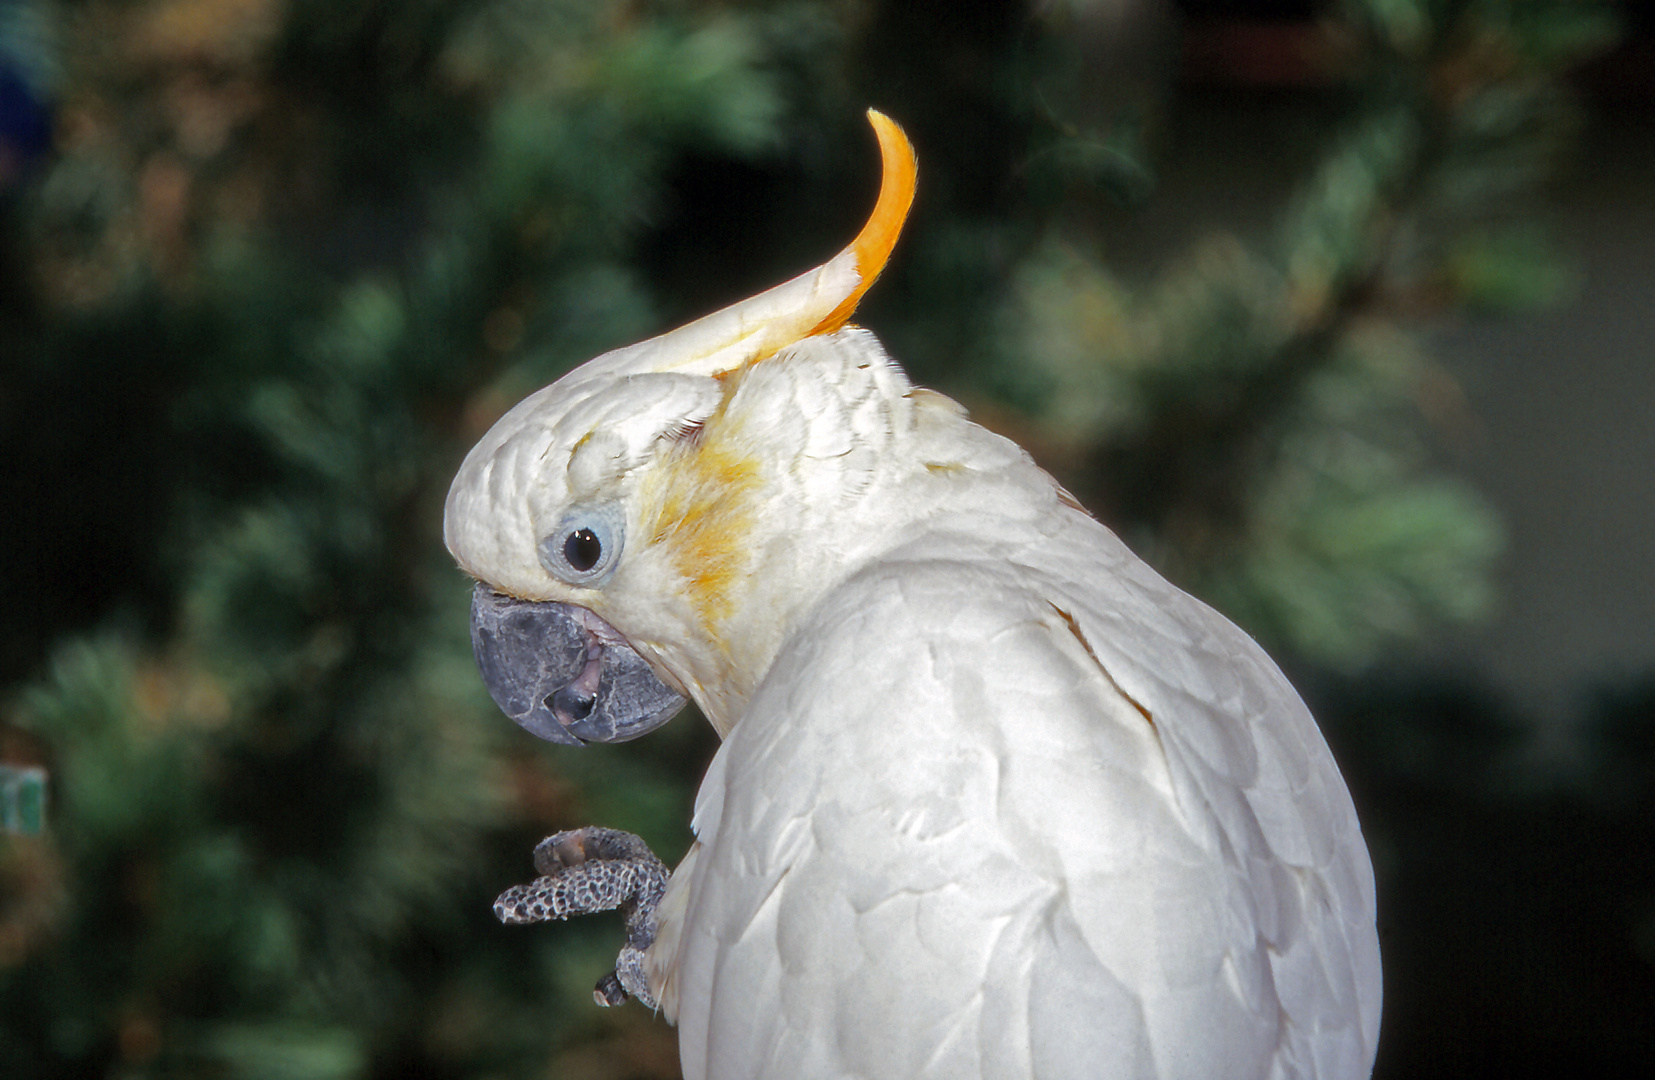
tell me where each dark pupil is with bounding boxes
[564,528,602,572]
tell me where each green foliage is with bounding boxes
[3,2,743,1075]
[1443,225,1578,311]
[998,0,1613,665]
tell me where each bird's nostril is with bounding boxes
[549,686,596,722]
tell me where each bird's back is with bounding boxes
[664,492,1379,1079]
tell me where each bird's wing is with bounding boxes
[664,536,1372,1080]
[1034,513,1383,1078]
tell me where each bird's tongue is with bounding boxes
[468,583,687,745]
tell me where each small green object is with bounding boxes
[1,765,48,835]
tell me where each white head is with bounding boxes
[445,112,919,733]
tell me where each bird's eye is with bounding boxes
[539,506,624,586]
[565,528,602,572]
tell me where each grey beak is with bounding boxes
[469,583,687,745]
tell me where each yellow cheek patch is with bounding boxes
[643,431,763,629]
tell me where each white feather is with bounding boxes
[645,331,1380,1079]
[450,324,1380,1079]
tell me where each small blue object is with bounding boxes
[1,765,47,835]
[0,0,59,187]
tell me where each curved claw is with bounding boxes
[495,826,669,1009]
[594,972,629,1007]
[469,584,687,745]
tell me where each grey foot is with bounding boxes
[494,826,668,1009]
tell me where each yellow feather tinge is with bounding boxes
[591,110,918,382]
[642,424,763,631]
[806,109,918,338]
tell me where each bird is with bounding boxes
[444,109,1381,1080]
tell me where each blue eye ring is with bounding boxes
[539,505,624,586]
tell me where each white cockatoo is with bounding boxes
[445,111,1381,1080]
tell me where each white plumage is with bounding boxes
[446,112,1380,1079]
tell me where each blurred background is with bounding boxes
[1,0,1650,1076]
